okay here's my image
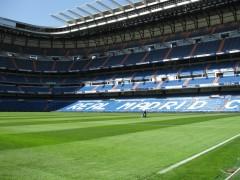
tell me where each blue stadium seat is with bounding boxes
[194,40,220,55]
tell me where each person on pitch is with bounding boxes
[142,109,147,118]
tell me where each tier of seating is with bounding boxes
[0,58,239,95]
[1,74,239,95]
[76,75,240,93]
[0,60,237,85]
[1,22,238,57]
[0,73,84,84]
[0,85,80,94]
[1,36,240,73]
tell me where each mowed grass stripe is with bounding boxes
[0,115,207,135]
[0,112,220,121]
[0,114,137,121]
[0,114,236,151]
[0,112,143,120]
[0,113,152,123]
[0,116,141,127]
[2,114,234,135]
[0,112,182,117]
[0,113,148,124]
[0,113,233,126]
[0,114,161,125]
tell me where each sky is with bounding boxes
[0,0,141,27]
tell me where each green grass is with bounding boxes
[232,170,240,180]
[0,112,239,180]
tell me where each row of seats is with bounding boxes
[0,61,238,85]
[1,36,240,72]
[0,85,80,94]
[0,57,86,72]
[0,74,84,84]
[2,75,237,95]
[78,75,240,93]
[1,74,239,95]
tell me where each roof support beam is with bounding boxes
[50,14,68,24]
[125,0,135,8]
[77,7,93,16]
[67,9,84,18]
[86,4,102,14]
[109,0,124,10]
[59,12,75,20]
[96,0,113,13]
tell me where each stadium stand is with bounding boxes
[0,0,240,112]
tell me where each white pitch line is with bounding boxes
[158,133,240,174]
[225,167,240,180]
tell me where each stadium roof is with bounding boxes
[0,0,238,38]
[51,0,200,27]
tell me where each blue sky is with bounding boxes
[0,0,140,27]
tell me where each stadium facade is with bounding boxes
[0,0,240,112]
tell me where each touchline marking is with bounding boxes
[225,167,240,180]
[158,133,240,174]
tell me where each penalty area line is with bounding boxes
[158,133,240,175]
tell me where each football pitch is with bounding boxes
[0,112,240,180]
